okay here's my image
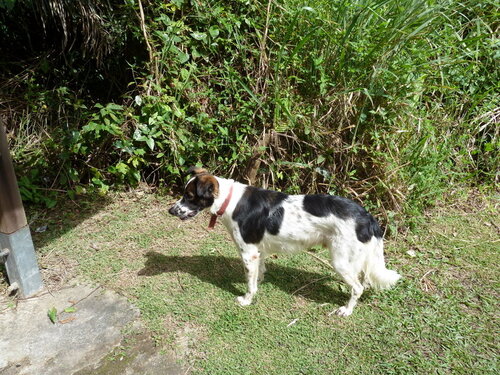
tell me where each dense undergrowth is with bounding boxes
[0,0,498,225]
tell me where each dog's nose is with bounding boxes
[168,206,176,215]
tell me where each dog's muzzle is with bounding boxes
[168,201,199,221]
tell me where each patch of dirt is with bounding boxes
[431,188,499,216]
[40,253,79,292]
[163,314,209,366]
[0,240,78,297]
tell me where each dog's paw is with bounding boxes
[334,306,353,317]
[236,295,253,306]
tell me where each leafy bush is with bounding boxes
[0,0,497,226]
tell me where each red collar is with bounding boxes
[208,184,234,229]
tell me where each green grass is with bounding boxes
[22,192,499,374]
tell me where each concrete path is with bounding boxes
[0,283,185,375]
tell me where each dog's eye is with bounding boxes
[186,192,195,200]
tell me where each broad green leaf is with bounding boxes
[48,307,57,324]
[146,137,155,150]
[191,32,207,41]
[133,128,142,141]
[208,26,220,38]
[177,51,189,64]
[106,103,123,111]
[180,68,189,81]
[116,162,129,175]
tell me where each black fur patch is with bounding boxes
[183,176,215,210]
[232,187,288,244]
[303,194,382,243]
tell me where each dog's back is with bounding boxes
[228,189,381,255]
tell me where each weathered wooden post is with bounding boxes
[0,122,43,297]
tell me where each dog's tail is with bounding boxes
[363,238,401,290]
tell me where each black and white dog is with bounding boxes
[169,167,400,316]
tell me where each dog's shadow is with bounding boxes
[138,251,347,306]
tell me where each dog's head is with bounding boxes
[168,167,219,220]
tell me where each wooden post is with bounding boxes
[0,122,43,297]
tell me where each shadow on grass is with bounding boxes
[138,251,348,306]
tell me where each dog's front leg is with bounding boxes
[237,246,261,306]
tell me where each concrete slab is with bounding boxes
[0,283,185,375]
[75,325,185,375]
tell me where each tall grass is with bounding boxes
[248,0,498,218]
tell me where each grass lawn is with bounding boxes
[7,190,499,374]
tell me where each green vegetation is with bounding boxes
[1,2,498,372]
[28,192,498,374]
[0,0,498,222]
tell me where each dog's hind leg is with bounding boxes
[329,243,365,317]
[258,255,267,283]
[333,268,364,316]
[237,246,261,306]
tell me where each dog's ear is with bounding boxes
[196,175,219,200]
[187,166,208,177]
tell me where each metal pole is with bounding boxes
[0,121,43,297]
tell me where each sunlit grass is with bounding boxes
[27,192,499,374]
